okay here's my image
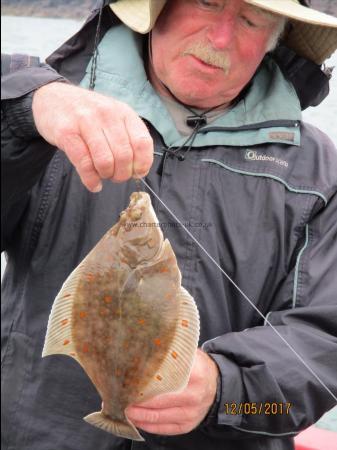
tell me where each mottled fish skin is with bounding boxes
[42,192,200,441]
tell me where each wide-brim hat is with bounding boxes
[109,0,337,65]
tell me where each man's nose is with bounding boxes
[206,16,235,50]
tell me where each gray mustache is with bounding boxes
[183,43,231,73]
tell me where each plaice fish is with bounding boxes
[42,191,200,441]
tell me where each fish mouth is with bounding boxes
[118,191,165,266]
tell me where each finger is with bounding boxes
[60,133,102,192]
[126,405,192,425]
[124,113,153,178]
[131,421,189,436]
[130,390,195,409]
[79,117,115,179]
[101,123,133,182]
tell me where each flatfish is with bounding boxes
[42,191,200,441]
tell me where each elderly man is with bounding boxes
[1,1,337,449]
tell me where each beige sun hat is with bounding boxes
[110,0,337,65]
[109,0,166,34]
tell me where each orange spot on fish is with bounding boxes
[82,343,90,353]
[123,341,130,350]
[133,357,141,365]
[159,266,169,273]
[115,369,122,377]
[100,308,109,317]
[138,319,145,325]
[156,375,163,381]
[165,293,173,300]
[171,351,178,359]
[79,311,87,319]
[181,320,189,328]
[60,319,69,326]
[63,339,70,346]
[104,295,113,304]
[86,273,95,282]
[125,377,138,387]
[153,338,161,346]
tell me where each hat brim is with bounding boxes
[246,0,337,27]
[110,0,166,34]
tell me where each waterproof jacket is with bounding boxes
[1,4,337,450]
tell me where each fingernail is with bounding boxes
[92,182,102,193]
[133,167,148,178]
[133,173,147,179]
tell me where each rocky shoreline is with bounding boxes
[1,1,95,19]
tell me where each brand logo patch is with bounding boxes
[245,150,288,167]
[268,131,295,142]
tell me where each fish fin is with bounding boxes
[138,286,200,402]
[42,262,88,361]
[84,411,144,441]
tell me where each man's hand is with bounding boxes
[32,82,153,192]
[125,349,219,436]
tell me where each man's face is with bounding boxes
[150,0,281,108]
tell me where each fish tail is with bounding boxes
[84,411,144,441]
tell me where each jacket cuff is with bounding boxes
[201,365,222,426]
[2,63,69,139]
[2,91,39,139]
[201,351,244,427]
[1,64,67,100]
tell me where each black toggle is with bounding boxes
[186,115,207,128]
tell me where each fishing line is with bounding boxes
[139,177,337,403]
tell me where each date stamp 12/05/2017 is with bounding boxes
[223,402,292,416]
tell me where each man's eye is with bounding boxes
[241,16,258,28]
[196,0,224,12]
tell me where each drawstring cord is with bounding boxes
[165,121,203,161]
[89,5,104,90]
[156,121,203,175]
